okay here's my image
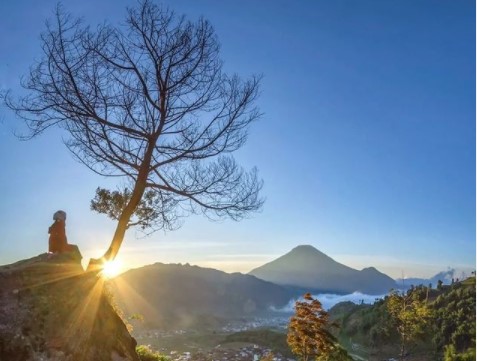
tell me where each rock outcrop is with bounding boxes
[0,249,139,361]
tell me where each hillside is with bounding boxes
[110,262,293,330]
[328,277,476,360]
[0,250,138,361]
[249,245,396,294]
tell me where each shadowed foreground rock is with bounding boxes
[0,249,139,361]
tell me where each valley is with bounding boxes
[131,320,293,361]
[109,245,475,361]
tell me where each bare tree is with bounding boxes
[4,1,263,267]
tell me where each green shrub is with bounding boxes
[136,345,170,361]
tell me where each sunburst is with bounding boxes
[101,260,122,278]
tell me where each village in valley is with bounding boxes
[172,345,292,361]
[133,317,293,361]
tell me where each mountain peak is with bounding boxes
[290,244,323,254]
[280,244,336,266]
[361,266,378,272]
[249,245,397,294]
[291,244,316,251]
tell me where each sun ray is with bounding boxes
[16,261,84,291]
[101,260,122,279]
[64,275,105,347]
[111,275,159,325]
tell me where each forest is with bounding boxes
[329,277,476,360]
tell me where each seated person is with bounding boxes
[48,210,68,254]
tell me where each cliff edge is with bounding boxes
[0,249,139,361]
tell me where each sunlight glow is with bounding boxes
[101,260,122,278]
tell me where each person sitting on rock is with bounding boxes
[48,210,68,254]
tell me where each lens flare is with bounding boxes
[101,260,122,278]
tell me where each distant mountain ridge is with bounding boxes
[248,245,396,295]
[110,245,397,329]
[396,268,463,289]
[110,262,293,329]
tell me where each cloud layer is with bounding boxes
[273,292,385,312]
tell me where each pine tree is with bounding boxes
[287,293,352,361]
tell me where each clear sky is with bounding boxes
[0,0,475,279]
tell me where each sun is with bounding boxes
[101,260,122,279]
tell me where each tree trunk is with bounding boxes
[400,336,405,360]
[87,141,155,270]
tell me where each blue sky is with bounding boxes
[0,0,475,279]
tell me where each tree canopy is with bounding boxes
[328,279,476,360]
[4,0,263,265]
[386,288,432,359]
[287,293,352,361]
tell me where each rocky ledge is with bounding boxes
[0,248,139,361]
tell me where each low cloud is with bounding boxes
[272,292,385,312]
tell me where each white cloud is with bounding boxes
[273,292,385,312]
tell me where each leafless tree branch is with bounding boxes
[3,0,263,264]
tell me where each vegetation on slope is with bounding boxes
[329,277,476,361]
[433,277,476,360]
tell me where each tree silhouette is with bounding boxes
[4,0,263,266]
[437,280,444,291]
[287,293,352,361]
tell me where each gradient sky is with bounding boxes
[0,0,475,279]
